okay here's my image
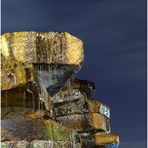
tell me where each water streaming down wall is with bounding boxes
[1,31,119,147]
[1,73,116,147]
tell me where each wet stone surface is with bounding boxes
[1,31,119,148]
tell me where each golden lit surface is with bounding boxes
[65,32,84,65]
[1,31,119,147]
[1,32,84,64]
[1,32,84,90]
[95,133,119,145]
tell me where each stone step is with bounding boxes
[51,78,96,104]
[67,78,96,97]
[51,88,85,104]
[1,111,80,143]
[81,133,119,148]
[1,86,42,109]
[56,113,110,132]
[54,98,110,118]
[51,77,95,103]
[94,133,119,147]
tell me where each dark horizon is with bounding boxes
[2,0,147,147]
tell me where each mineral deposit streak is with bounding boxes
[5,90,8,107]
[1,31,119,148]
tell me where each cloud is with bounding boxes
[120,140,147,148]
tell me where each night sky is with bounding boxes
[2,0,147,147]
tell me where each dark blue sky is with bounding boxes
[2,0,147,147]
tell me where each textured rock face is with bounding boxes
[1,111,79,142]
[1,31,119,148]
[1,32,84,111]
[1,32,84,65]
